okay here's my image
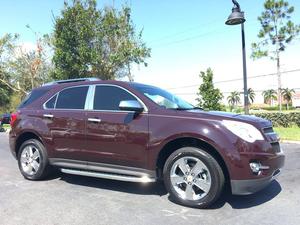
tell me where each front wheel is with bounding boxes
[163,147,225,208]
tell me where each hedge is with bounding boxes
[252,112,300,127]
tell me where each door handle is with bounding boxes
[43,114,53,119]
[88,118,101,123]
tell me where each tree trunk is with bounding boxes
[127,62,134,82]
[276,51,282,112]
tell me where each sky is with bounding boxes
[1,0,300,104]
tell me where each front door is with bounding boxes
[85,85,149,168]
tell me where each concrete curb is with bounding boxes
[280,140,300,144]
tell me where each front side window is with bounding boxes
[56,86,89,109]
[93,86,136,110]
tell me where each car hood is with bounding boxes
[183,110,272,128]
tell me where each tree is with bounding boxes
[227,91,241,109]
[262,89,277,105]
[247,88,256,104]
[281,87,295,110]
[0,83,12,110]
[52,0,150,81]
[52,0,99,80]
[0,34,19,110]
[0,34,20,92]
[94,6,150,80]
[196,68,223,111]
[0,30,52,100]
[10,40,52,94]
[251,0,300,111]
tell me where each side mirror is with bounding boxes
[119,100,144,113]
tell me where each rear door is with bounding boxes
[84,85,149,168]
[43,85,89,161]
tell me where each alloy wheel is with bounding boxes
[170,156,212,201]
[20,145,41,176]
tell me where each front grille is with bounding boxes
[271,142,281,153]
[263,127,274,134]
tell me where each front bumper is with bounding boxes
[231,168,282,195]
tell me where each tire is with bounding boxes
[17,139,50,180]
[163,147,225,208]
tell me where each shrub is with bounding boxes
[250,104,295,111]
[252,112,300,127]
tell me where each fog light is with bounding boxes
[249,162,270,175]
[250,162,261,173]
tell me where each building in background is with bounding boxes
[293,92,300,108]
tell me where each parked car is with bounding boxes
[0,113,10,125]
[9,78,285,208]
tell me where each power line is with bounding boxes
[166,68,300,90]
[173,87,300,96]
[151,20,257,48]
[152,29,224,48]
[214,68,300,84]
[148,19,220,44]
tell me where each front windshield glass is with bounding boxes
[131,83,194,110]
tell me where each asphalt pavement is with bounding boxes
[0,132,299,225]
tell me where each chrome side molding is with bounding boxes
[61,168,156,183]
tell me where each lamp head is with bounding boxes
[225,6,246,25]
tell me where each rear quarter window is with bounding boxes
[18,89,50,109]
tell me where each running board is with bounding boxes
[60,168,156,183]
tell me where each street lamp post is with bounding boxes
[225,0,249,114]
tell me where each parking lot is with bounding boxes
[0,132,299,225]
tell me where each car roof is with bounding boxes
[38,79,146,90]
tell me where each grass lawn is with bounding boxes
[274,126,300,141]
[2,124,11,129]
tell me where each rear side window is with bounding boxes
[18,89,49,109]
[56,86,88,109]
[94,86,136,110]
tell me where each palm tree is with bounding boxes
[227,91,241,109]
[281,88,295,110]
[247,88,256,104]
[262,89,277,106]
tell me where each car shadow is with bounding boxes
[59,173,282,209]
[207,180,282,209]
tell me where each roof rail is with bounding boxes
[43,77,101,86]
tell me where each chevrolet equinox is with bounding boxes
[9,78,285,208]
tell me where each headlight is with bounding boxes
[222,120,264,143]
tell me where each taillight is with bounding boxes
[10,112,19,126]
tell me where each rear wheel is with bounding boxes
[18,139,50,180]
[163,147,225,208]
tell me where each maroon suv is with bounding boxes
[9,78,284,208]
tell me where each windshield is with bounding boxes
[131,83,195,110]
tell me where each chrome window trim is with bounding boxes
[85,85,95,110]
[42,84,148,113]
[91,84,149,113]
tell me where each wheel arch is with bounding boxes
[15,131,44,157]
[156,137,230,184]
